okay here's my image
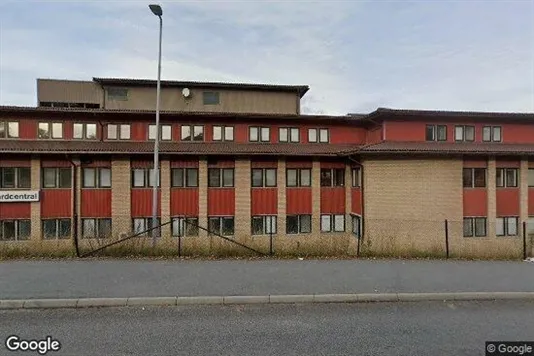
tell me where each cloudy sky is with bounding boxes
[0,0,533,115]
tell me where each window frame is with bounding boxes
[207,216,235,236]
[251,168,277,188]
[208,168,235,188]
[41,168,72,189]
[463,168,486,188]
[171,216,199,237]
[202,91,220,105]
[212,125,235,142]
[528,168,534,187]
[0,219,31,241]
[351,215,361,238]
[320,168,345,187]
[319,128,329,143]
[308,128,318,143]
[73,123,98,140]
[279,127,299,143]
[463,217,487,237]
[251,215,277,236]
[496,216,519,237]
[82,167,111,188]
[425,125,436,141]
[455,125,475,142]
[496,168,518,188]
[351,168,361,187]
[42,218,71,239]
[483,126,502,142]
[286,168,311,187]
[0,121,19,139]
[148,124,172,141]
[131,168,160,188]
[320,214,346,233]
[286,214,312,234]
[81,218,112,239]
[171,168,199,188]
[107,88,129,101]
[0,167,31,189]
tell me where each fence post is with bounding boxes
[445,219,449,259]
[178,235,182,258]
[269,219,274,256]
[523,221,527,260]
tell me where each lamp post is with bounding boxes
[149,4,163,248]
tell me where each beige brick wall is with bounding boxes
[345,164,358,255]
[234,159,251,244]
[30,157,41,241]
[160,159,171,240]
[520,158,529,230]
[311,160,321,234]
[198,158,208,238]
[111,157,131,238]
[487,158,497,237]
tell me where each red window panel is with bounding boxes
[41,190,72,218]
[286,188,312,214]
[207,188,235,215]
[251,188,277,215]
[320,187,345,214]
[81,190,112,217]
[171,188,199,216]
[463,189,487,217]
[131,189,161,217]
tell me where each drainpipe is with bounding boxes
[66,155,80,257]
[346,155,364,252]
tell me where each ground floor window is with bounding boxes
[320,214,345,233]
[81,218,112,238]
[42,219,71,239]
[208,217,234,236]
[528,217,534,238]
[463,217,487,237]
[496,217,518,237]
[351,215,361,238]
[172,217,199,237]
[286,215,311,234]
[251,216,277,235]
[132,217,161,237]
[0,220,31,241]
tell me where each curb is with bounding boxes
[1,292,534,310]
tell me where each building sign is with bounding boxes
[0,191,40,203]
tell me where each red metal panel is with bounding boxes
[235,124,248,143]
[320,187,345,214]
[19,119,36,139]
[208,159,235,168]
[207,188,235,215]
[41,190,72,218]
[529,189,534,215]
[171,188,199,216]
[81,190,112,217]
[384,121,424,141]
[351,189,362,214]
[64,122,73,140]
[502,124,534,144]
[496,188,520,216]
[0,203,31,219]
[0,158,31,167]
[251,160,278,168]
[496,160,520,168]
[463,189,487,216]
[172,124,181,141]
[320,161,345,169]
[131,122,146,141]
[131,160,153,168]
[366,126,383,144]
[205,125,213,142]
[286,160,312,168]
[286,188,312,214]
[82,159,111,168]
[171,159,199,168]
[131,189,162,217]
[464,159,487,168]
[41,159,71,168]
[331,126,366,144]
[251,188,277,215]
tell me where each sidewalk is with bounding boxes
[1,259,533,300]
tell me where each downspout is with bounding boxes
[66,155,80,257]
[346,155,364,257]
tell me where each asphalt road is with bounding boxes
[1,259,534,299]
[2,301,534,356]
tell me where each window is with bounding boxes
[42,219,71,239]
[107,88,129,101]
[426,125,435,141]
[455,125,475,142]
[181,125,204,141]
[496,217,518,236]
[82,218,112,238]
[462,168,486,188]
[148,124,172,141]
[208,217,234,236]
[172,217,199,237]
[249,127,270,142]
[482,126,502,142]
[286,215,312,234]
[208,168,234,187]
[38,122,63,139]
[203,91,220,105]
[0,167,30,189]
[0,121,19,138]
[351,215,361,238]
[0,220,31,241]
[171,168,198,187]
[320,168,345,187]
[132,218,161,237]
[320,214,345,232]
[426,125,447,141]
[528,169,534,187]
[107,124,130,140]
[42,168,71,188]
[279,127,299,143]
[308,129,317,143]
[82,168,111,188]
[131,168,160,188]
[73,123,97,140]
[352,168,361,187]
[319,129,329,143]
[496,168,518,188]
[286,168,311,187]
[251,168,277,187]
[251,216,277,235]
[212,126,234,141]
[463,217,487,237]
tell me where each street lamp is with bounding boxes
[149,4,163,248]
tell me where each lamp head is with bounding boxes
[149,4,162,16]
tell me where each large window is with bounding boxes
[82,218,112,238]
[251,216,277,235]
[0,220,31,241]
[208,168,234,187]
[320,168,345,187]
[149,124,172,141]
[107,88,129,101]
[482,126,502,142]
[181,125,204,141]
[208,217,234,236]
[73,123,97,140]
[279,127,299,143]
[38,122,63,139]
[463,217,487,237]
[249,127,270,142]
[351,215,361,238]
[107,124,131,140]
[213,126,234,142]
[251,168,277,187]
[320,214,345,233]
[203,91,220,105]
[462,168,486,188]
[82,168,111,188]
[455,125,475,142]
[426,125,447,141]
[286,215,312,234]
[0,121,19,138]
[132,218,161,237]
[286,168,311,187]
[42,168,72,188]
[42,219,71,239]
[171,168,198,187]
[308,128,329,143]
[496,168,518,188]
[131,168,160,188]
[0,167,30,189]
[496,217,518,237]
[172,217,199,237]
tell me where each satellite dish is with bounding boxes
[182,88,191,98]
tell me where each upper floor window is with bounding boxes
[251,168,277,187]
[463,168,486,188]
[286,168,311,187]
[208,168,234,187]
[0,121,19,138]
[42,168,71,188]
[426,125,447,141]
[308,128,330,143]
[181,125,204,141]
[203,91,220,105]
[107,88,129,101]
[73,123,97,140]
[249,127,270,142]
[213,126,234,142]
[496,168,518,188]
[320,168,345,187]
[528,168,534,187]
[149,124,172,141]
[107,124,131,140]
[171,168,199,187]
[82,168,111,188]
[455,125,475,142]
[351,168,361,187]
[0,167,30,189]
[38,122,63,139]
[132,168,160,188]
[482,126,502,142]
[279,127,299,143]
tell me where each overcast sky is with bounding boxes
[0,0,533,115]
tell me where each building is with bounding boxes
[0,77,533,258]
